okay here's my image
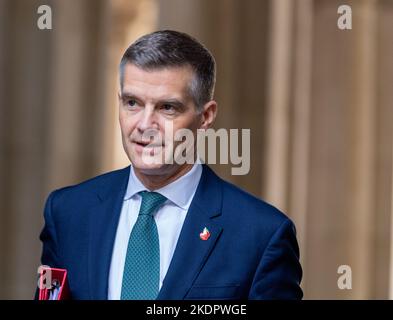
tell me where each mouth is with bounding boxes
[133,140,164,148]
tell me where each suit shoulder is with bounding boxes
[219,177,291,227]
[48,166,130,204]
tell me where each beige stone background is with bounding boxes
[0,0,392,299]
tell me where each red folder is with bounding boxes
[38,267,70,300]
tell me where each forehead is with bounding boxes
[122,63,194,99]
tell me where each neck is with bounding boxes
[133,164,194,191]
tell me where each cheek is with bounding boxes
[172,112,201,131]
[173,118,200,134]
[119,114,136,135]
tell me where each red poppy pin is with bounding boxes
[199,227,210,241]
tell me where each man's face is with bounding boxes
[119,63,203,175]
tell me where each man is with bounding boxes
[38,30,303,299]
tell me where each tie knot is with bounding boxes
[138,191,167,216]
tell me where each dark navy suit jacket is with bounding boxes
[39,165,303,299]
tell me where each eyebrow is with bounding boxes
[120,91,187,109]
[160,98,186,108]
[119,91,140,100]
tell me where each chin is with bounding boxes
[130,157,169,175]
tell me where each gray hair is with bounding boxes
[119,30,216,110]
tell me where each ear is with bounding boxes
[199,100,217,129]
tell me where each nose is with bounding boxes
[137,106,158,133]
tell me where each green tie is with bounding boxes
[121,191,167,300]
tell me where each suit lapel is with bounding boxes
[157,165,223,299]
[88,167,130,299]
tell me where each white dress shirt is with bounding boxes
[107,162,202,300]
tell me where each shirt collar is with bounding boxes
[124,160,203,210]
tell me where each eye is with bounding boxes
[161,104,176,113]
[128,99,137,107]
